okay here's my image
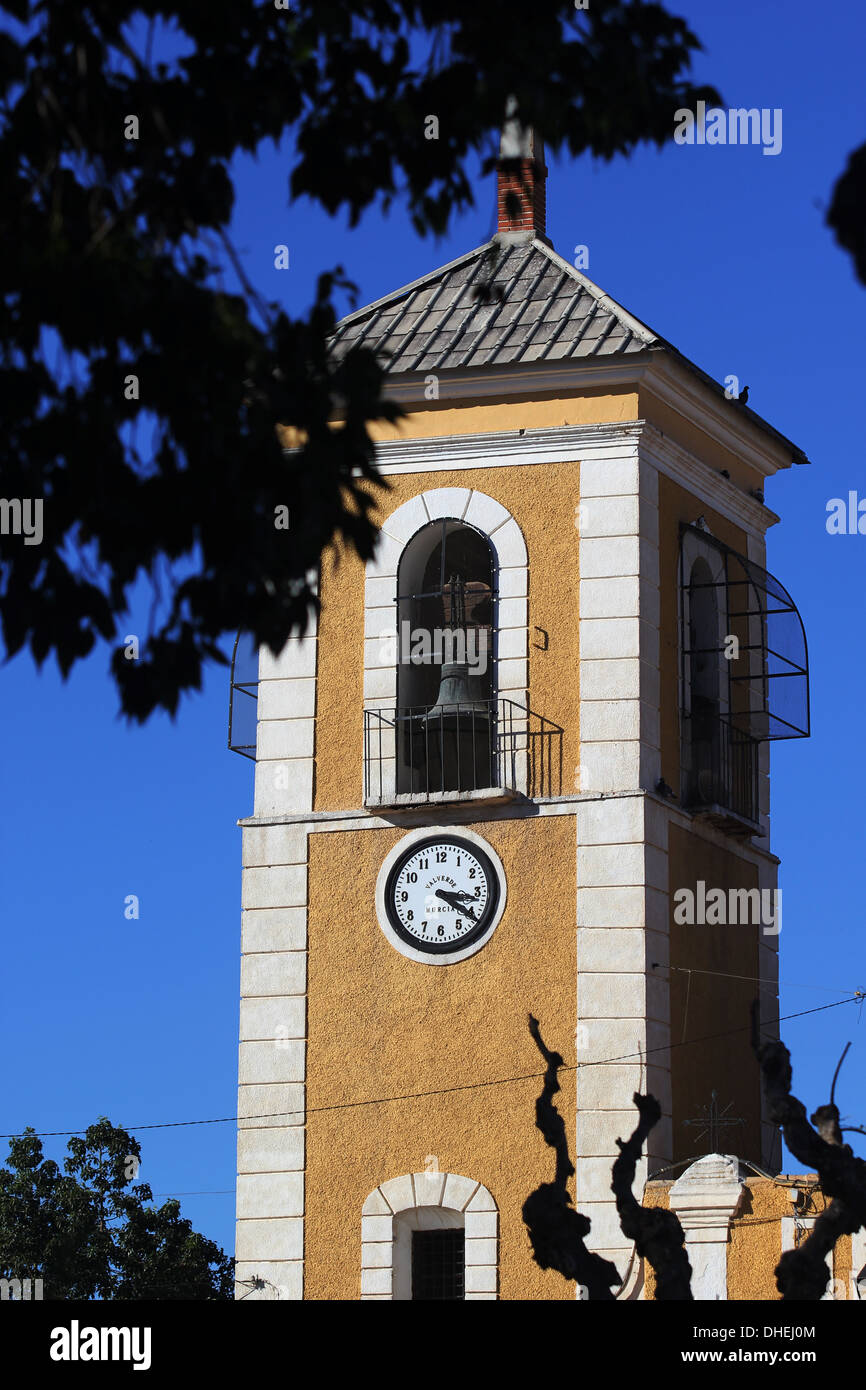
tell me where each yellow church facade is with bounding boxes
[232,133,810,1300]
[645,1161,866,1301]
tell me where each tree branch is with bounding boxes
[522,1015,621,1299]
[612,1093,692,1300]
[751,1000,866,1299]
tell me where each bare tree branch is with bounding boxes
[612,1093,693,1300]
[751,1001,866,1299]
[776,1198,860,1300]
[830,1042,851,1108]
[522,1015,621,1299]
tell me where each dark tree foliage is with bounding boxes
[828,143,866,287]
[0,0,719,718]
[0,1118,233,1299]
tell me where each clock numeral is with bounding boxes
[407,871,417,883]
[468,867,476,879]
[419,858,429,870]
[456,856,461,866]
[400,891,408,902]
[474,886,481,897]
[420,921,428,931]
[406,909,413,921]
[455,919,462,930]
[437,925,445,937]
[436,851,447,863]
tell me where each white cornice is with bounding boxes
[368,420,642,474]
[642,354,807,478]
[359,420,777,537]
[356,352,807,481]
[236,794,781,867]
[639,424,779,539]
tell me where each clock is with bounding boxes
[381,833,502,958]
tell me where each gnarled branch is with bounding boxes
[522,1015,621,1299]
[751,1001,866,1299]
[612,1093,692,1300]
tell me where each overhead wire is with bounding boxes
[1,992,861,1141]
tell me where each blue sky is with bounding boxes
[2,0,866,1263]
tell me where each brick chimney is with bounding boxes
[496,104,550,246]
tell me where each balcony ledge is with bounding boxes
[687,803,761,840]
[364,785,522,810]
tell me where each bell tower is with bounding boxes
[230,152,809,1301]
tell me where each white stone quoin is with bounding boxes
[669,1154,745,1300]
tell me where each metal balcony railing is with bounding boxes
[364,699,562,805]
[680,710,760,826]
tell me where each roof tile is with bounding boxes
[331,238,658,372]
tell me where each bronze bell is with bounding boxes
[422,661,490,721]
[412,572,494,792]
[419,660,492,794]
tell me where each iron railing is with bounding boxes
[364,698,562,804]
[680,709,760,825]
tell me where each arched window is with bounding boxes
[677,520,810,827]
[686,554,724,805]
[361,1172,498,1300]
[395,520,496,795]
[363,487,553,806]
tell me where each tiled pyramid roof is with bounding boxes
[330,237,665,375]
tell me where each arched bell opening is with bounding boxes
[395,519,496,795]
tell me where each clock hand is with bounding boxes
[434,889,478,919]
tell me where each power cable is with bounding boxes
[1,993,860,1141]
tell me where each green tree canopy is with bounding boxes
[0,1,720,718]
[0,1118,233,1298]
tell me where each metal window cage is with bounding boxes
[228,631,260,760]
[679,522,810,744]
[411,1228,465,1300]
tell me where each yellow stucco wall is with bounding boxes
[366,389,639,441]
[314,460,581,813]
[644,1177,853,1300]
[304,815,578,1300]
[667,824,762,1165]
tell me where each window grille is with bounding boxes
[228,631,260,759]
[411,1229,465,1300]
[679,523,809,825]
[680,523,809,744]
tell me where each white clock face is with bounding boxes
[384,836,499,955]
